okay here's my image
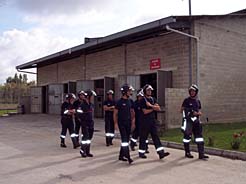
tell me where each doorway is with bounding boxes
[140,73,157,98]
[42,86,47,113]
[94,79,104,118]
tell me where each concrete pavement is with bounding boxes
[0,114,245,184]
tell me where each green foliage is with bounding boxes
[160,122,246,152]
[0,73,35,104]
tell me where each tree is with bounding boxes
[19,74,23,83]
[0,73,35,104]
[23,74,28,84]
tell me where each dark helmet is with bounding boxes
[65,93,76,100]
[136,88,144,97]
[129,85,135,91]
[143,84,154,94]
[78,90,86,96]
[84,89,97,97]
[120,84,131,95]
[189,84,199,96]
[106,90,114,95]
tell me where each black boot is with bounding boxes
[197,143,209,160]
[184,143,194,158]
[125,146,133,164]
[119,147,127,161]
[106,137,110,146]
[86,144,93,157]
[158,150,170,159]
[145,140,149,153]
[71,137,80,149]
[76,136,79,144]
[60,137,67,148]
[109,137,114,145]
[80,144,87,158]
[130,140,137,151]
[139,152,147,159]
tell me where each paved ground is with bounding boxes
[0,114,245,184]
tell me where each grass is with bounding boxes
[0,103,18,116]
[0,109,17,116]
[160,122,246,152]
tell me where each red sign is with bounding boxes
[150,58,161,70]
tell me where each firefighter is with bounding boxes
[78,89,97,158]
[60,93,80,149]
[181,84,209,160]
[73,90,86,143]
[130,88,149,152]
[138,84,170,159]
[103,90,116,146]
[114,84,135,164]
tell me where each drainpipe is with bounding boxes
[165,25,200,87]
[16,68,37,74]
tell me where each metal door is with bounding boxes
[48,84,64,114]
[104,77,115,99]
[157,71,172,106]
[68,81,77,94]
[30,87,42,113]
[76,80,94,92]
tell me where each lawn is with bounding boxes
[0,104,18,116]
[0,109,17,116]
[160,122,246,152]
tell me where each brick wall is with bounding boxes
[195,16,246,123]
[165,88,187,129]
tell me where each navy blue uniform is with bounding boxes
[60,102,76,138]
[60,101,79,148]
[115,98,134,160]
[138,97,166,158]
[73,99,83,141]
[181,97,205,157]
[130,99,142,149]
[78,100,94,157]
[103,99,116,145]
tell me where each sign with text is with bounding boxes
[150,58,161,70]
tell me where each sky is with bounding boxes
[0,0,245,84]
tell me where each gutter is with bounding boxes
[16,68,37,74]
[16,16,177,70]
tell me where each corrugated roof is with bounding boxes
[16,13,246,70]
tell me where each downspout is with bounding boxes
[166,25,200,87]
[124,44,127,82]
[16,68,37,74]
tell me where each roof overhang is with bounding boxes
[16,13,246,70]
[16,16,180,70]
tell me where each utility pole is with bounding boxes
[189,0,192,16]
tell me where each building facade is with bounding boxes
[17,13,246,129]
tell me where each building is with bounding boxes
[16,10,246,129]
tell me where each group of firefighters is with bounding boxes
[60,83,209,165]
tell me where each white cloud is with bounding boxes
[0,28,81,83]
[1,0,246,84]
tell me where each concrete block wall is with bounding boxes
[58,57,85,82]
[37,64,58,85]
[165,88,187,129]
[86,46,125,79]
[37,57,85,86]
[195,16,246,123]
[126,33,190,88]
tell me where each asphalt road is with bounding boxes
[0,114,245,184]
